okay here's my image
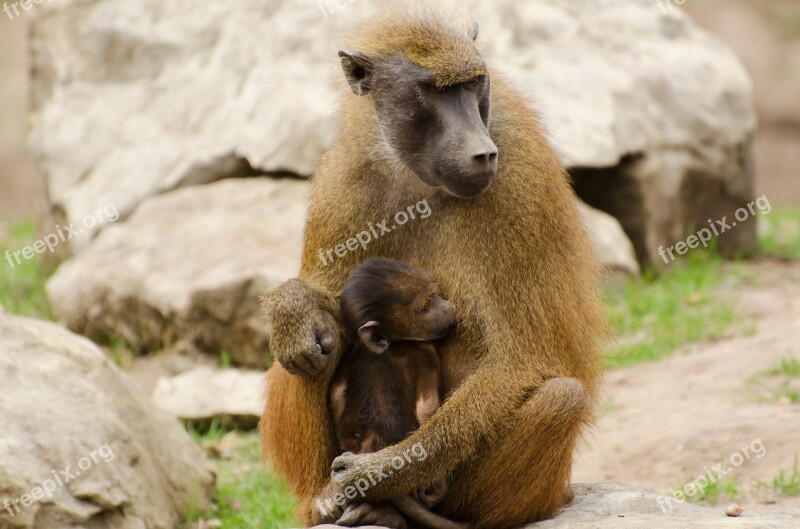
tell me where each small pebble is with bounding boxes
[725,503,743,517]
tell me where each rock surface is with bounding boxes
[46,178,307,367]
[152,366,265,428]
[0,311,215,529]
[29,0,755,264]
[577,201,640,276]
[310,483,799,529]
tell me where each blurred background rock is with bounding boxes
[1,0,798,222]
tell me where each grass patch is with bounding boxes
[772,386,800,404]
[768,458,800,497]
[0,220,55,320]
[604,252,739,368]
[689,478,741,505]
[189,427,298,529]
[763,356,800,378]
[759,207,800,261]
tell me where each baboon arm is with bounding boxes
[261,277,342,379]
[262,365,338,525]
[334,362,541,500]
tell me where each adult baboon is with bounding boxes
[261,6,607,528]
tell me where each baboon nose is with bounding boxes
[471,148,498,176]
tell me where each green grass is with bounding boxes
[759,207,800,261]
[768,458,800,497]
[689,478,741,505]
[756,356,800,404]
[189,428,298,529]
[763,356,800,378]
[604,252,739,368]
[0,220,55,320]
[772,386,800,404]
[220,350,233,369]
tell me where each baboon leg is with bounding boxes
[439,377,590,529]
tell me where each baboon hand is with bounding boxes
[261,278,337,377]
[336,502,407,528]
[332,450,397,501]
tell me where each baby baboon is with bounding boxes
[329,257,465,529]
[261,5,608,528]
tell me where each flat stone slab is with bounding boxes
[310,483,799,529]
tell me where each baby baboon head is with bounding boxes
[340,257,456,354]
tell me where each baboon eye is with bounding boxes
[421,299,432,313]
[465,77,483,89]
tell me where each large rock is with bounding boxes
[0,310,215,529]
[577,202,639,276]
[29,0,755,264]
[46,178,307,367]
[152,366,265,429]
[311,483,799,529]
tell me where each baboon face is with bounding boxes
[393,289,456,343]
[339,46,498,199]
[358,290,456,355]
[340,258,457,354]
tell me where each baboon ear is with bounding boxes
[338,50,374,96]
[469,21,480,42]
[358,321,388,354]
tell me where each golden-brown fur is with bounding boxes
[261,6,607,528]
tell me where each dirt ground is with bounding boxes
[575,259,800,512]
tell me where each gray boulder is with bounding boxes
[577,202,640,276]
[29,0,755,265]
[0,310,215,529]
[152,366,265,429]
[45,178,307,368]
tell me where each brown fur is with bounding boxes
[329,258,463,529]
[261,7,607,528]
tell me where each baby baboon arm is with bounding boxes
[332,362,540,501]
[391,495,470,529]
[261,277,341,378]
[415,369,441,425]
[329,377,347,426]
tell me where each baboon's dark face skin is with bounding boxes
[340,52,498,198]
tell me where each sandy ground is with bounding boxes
[575,260,800,512]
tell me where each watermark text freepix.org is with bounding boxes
[3,0,52,20]
[4,203,119,269]
[316,442,428,518]
[658,195,771,264]
[3,443,116,518]
[318,199,432,267]
[656,438,766,512]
